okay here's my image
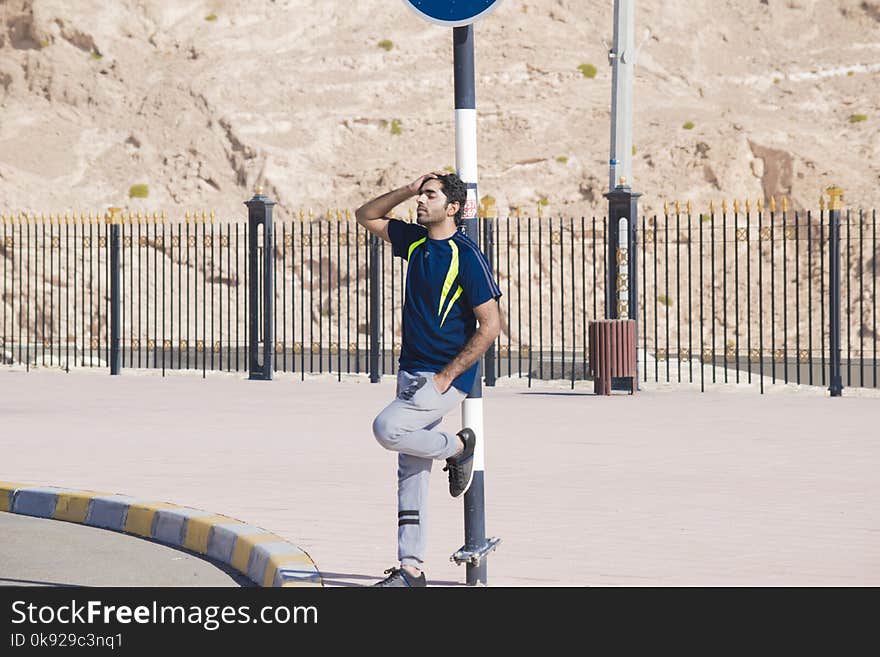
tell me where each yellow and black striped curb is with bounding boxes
[0,481,322,588]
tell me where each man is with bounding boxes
[355,171,501,587]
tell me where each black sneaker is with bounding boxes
[372,567,427,587]
[443,428,476,498]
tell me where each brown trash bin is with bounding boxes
[588,319,637,395]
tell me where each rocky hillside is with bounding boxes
[1,0,879,220]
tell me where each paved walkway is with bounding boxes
[1,367,878,586]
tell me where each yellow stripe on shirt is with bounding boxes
[438,240,459,316]
[440,285,464,327]
[407,237,426,261]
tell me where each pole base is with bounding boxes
[451,537,501,567]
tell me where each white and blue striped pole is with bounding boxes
[454,24,490,587]
[404,0,502,587]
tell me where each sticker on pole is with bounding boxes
[463,184,478,220]
[403,0,503,27]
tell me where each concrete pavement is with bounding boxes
[0,513,251,587]
[1,366,878,586]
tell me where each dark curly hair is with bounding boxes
[433,173,468,225]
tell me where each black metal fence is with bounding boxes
[2,203,877,392]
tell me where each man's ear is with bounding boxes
[447,201,460,218]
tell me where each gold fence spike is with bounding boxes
[516,205,522,219]
[537,204,543,218]
[308,208,314,220]
[185,211,191,223]
[769,197,776,213]
[127,211,133,224]
[674,200,680,214]
[745,198,751,213]
[819,195,826,211]
[663,200,668,215]
[782,196,789,213]
[1,214,6,224]
[326,208,332,221]
[721,199,728,214]
[346,208,351,221]
[686,200,693,215]
[162,210,167,223]
[733,199,740,214]
[210,210,215,223]
[65,212,71,225]
[709,200,715,214]
[152,211,158,224]
[826,186,843,210]
[757,198,763,213]
[299,209,305,221]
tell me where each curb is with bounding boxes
[0,481,322,588]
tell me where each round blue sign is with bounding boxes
[403,0,502,27]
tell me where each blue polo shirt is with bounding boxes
[387,219,502,394]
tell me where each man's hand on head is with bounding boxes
[407,171,445,196]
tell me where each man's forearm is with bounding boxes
[355,186,412,222]
[438,325,497,386]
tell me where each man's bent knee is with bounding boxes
[372,413,400,450]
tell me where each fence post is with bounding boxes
[369,233,380,383]
[604,184,641,389]
[108,207,122,375]
[245,187,275,381]
[828,187,843,397]
[482,213,496,386]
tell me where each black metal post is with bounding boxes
[604,186,641,389]
[828,188,843,397]
[246,189,275,380]
[483,214,497,386]
[369,233,380,382]
[109,210,122,375]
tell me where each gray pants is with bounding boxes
[372,370,467,568]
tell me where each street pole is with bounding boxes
[608,0,635,193]
[604,0,641,389]
[452,24,500,586]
